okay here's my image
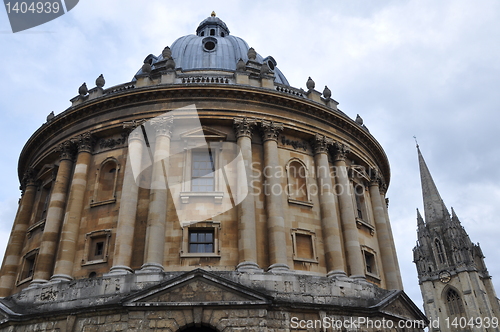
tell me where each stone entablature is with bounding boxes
[19,84,389,187]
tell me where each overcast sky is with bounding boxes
[1,0,500,311]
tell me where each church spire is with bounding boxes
[417,145,450,226]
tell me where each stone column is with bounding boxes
[379,187,403,289]
[234,117,260,271]
[313,134,345,277]
[51,133,94,282]
[0,169,37,296]
[261,120,289,272]
[142,116,172,272]
[109,121,145,275]
[332,142,365,279]
[369,171,399,289]
[31,141,75,284]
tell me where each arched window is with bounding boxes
[446,288,465,317]
[286,159,309,203]
[92,158,119,206]
[435,239,446,264]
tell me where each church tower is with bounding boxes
[413,145,500,331]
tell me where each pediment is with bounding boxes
[180,126,227,141]
[124,269,270,307]
[374,290,428,323]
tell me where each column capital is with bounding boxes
[20,167,36,193]
[332,142,350,161]
[312,134,333,155]
[379,182,388,195]
[57,140,76,161]
[73,132,95,154]
[260,120,284,142]
[234,117,257,139]
[123,119,147,142]
[150,115,173,137]
[369,167,382,187]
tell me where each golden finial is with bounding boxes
[211,11,216,17]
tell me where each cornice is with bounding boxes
[18,84,390,186]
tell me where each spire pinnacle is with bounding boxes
[211,11,216,17]
[417,145,450,226]
[417,208,425,228]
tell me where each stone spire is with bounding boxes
[417,145,450,227]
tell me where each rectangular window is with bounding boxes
[191,150,215,192]
[364,251,377,275]
[354,185,367,221]
[82,230,111,265]
[295,233,314,260]
[291,229,318,263]
[23,256,35,279]
[188,229,214,253]
[94,241,104,259]
[18,249,38,284]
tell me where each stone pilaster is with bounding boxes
[31,141,75,285]
[109,122,146,275]
[233,117,260,271]
[142,116,173,272]
[261,120,289,272]
[368,170,399,289]
[332,142,365,279]
[51,133,94,282]
[312,134,345,277]
[0,169,37,296]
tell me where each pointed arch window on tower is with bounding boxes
[435,239,446,264]
[446,288,465,317]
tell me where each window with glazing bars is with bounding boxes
[189,229,214,253]
[191,150,215,191]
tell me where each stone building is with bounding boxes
[0,13,426,331]
[413,145,500,331]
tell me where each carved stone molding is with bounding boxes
[58,140,76,161]
[312,134,332,155]
[233,117,257,139]
[74,132,95,154]
[99,134,127,150]
[332,142,350,161]
[260,120,283,142]
[150,115,173,137]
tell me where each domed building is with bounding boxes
[0,13,426,331]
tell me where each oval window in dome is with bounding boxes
[202,37,217,52]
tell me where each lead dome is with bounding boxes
[134,14,289,85]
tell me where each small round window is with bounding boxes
[202,37,217,52]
